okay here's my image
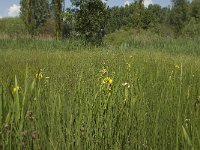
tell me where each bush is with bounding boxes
[182,18,200,38]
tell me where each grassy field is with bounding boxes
[0,30,200,149]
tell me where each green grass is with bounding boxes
[105,29,200,56]
[0,37,200,149]
[0,30,200,149]
[0,17,27,38]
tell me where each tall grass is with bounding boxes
[0,40,200,149]
[105,29,200,56]
[0,21,200,149]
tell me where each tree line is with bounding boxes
[20,0,200,44]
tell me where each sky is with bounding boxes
[0,0,171,18]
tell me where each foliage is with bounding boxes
[182,18,200,37]
[20,0,34,35]
[52,0,63,40]
[31,0,50,29]
[170,0,190,33]
[7,0,200,40]
[71,0,108,44]
[62,8,77,38]
[146,4,162,25]
[190,0,200,22]
[20,0,50,36]
[105,3,171,34]
[106,6,131,33]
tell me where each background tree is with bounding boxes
[20,0,34,36]
[147,4,162,25]
[181,0,200,37]
[106,5,133,33]
[62,8,77,38]
[32,0,49,29]
[190,0,200,22]
[134,0,144,29]
[71,0,108,44]
[52,0,63,40]
[170,0,190,33]
[20,0,50,36]
[20,0,200,40]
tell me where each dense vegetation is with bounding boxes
[16,0,200,43]
[0,29,200,149]
[0,0,200,149]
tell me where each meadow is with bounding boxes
[0,30,200,149]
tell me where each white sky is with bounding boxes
[124,1,130,6]
[124,0,153,7]
[8,4,20,17]
[144,0,153,7]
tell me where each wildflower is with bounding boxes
[13,86,20,93]
[184,118,190,128]
[102,77,113,85]
[126,63,131,70]
[175,64,180,69]
[127,63,131,67]
[122,82,130,102]
[122,82,130,88]
[35,72,43,79]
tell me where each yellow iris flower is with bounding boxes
[102,77,113,85]
[13,86,20,93]
[35,72,43,79]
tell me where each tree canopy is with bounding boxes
[19,0,200,43]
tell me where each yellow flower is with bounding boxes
[175,64,180,69]
[102,77,113,85]
[35,72,43,79]
[13,86,20,93]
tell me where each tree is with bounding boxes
[106,5,133,33]
[20,0,50,36]
[20,0,34,35]
[170,0,190,33]
[131,0,145,29]
[159,7,171,25]
[32,0,49,29]
[52,0,63,40]
[181,0,200,37]
[71,0,108,44]
[147,4,162,24]
[62,8,77,38]
[190,0,200,22]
